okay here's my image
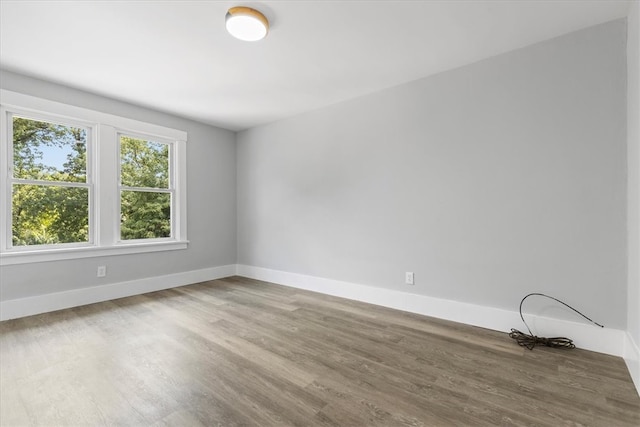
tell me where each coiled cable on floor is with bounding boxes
[509,293,604,350]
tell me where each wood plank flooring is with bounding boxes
[1,276,638,426]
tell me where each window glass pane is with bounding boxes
[120,191,170,240]
[12,184,89,246]
[120,136,169,188]
[13,117,87,183]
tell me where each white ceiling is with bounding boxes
[0,0,633,131]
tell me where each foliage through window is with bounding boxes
[11,116,90,246]
[119,136,172,240]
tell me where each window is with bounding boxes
[119,135,172,241]
[11,115,91,247]
[1,90,188,265]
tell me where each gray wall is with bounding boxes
[237,20,628,328]
[0,70,237,300]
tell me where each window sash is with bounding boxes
[119,190,173,243]
[10,114,90,185]
[10,182,92,249]
[118,132,172,190]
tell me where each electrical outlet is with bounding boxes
[97,266,107,277]
[405,272,414,285]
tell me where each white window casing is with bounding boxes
[0,90,188,265]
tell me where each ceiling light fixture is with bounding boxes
[225,6,269,41]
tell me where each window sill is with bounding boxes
[0,241,189,266]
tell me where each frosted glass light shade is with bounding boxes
[226,7,269,41]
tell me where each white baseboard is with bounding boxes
[624,332,640,394]
[2,263,637,396]
[0,264,236,321]
[236,264,627,358]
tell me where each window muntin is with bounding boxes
[10,115,92,247]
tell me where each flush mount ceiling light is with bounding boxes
[225,6,269,41]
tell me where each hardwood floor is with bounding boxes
[1,276,638,426]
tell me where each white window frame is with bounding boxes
[0,90,188,266]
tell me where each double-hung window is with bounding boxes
[119,134,173,241]
[10,114,92,247]
[0,90,188,265]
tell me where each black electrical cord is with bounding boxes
[509,293,604,350]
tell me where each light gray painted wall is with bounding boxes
[628,3,640,348]
[237,20,628,328]
[0,70,237,300]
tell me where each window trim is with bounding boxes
[0,90,188,266]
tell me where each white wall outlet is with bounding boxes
[97,266,107,277]
[405,272,414,285]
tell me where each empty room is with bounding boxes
[1,0,639,425]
